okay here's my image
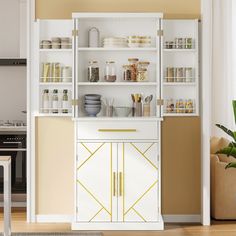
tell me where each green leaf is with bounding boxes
[233,100,236,125]
[215,124,236,141]
[216,146,236,158]
[225,162,236,169]
[229,142,236,147]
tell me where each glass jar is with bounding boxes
[52,63,61,82]
[128,58,139,82]
[88,61,99,82]
[137,61,149,82]
[137,68,148,82]
[42,63,51,82]
[123,64,132,81]
[62,66,72,82]
[42,89,50,113]
[62,90,69,113]
[104,61,116,82]
[52,89,59,113]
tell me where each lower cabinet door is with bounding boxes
[118,142,159,222]
[76,142,117,222]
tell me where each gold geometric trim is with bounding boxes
[130,143,158,170]
[81,143,92,155]
[124,180,158,216]
[89,207,103,222]
[132,207,147,222]
[143,143,155,155]
[77,143,105,170]
[77,180,111,216]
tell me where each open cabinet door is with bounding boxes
[118,142,159,222]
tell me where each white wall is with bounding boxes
[0,0,26,121]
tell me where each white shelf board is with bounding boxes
[77,47,157,51]
[39,49,72,52]
[164,49,196,53]
[77,82,158,86]
[35,113,72,117]
[73,117,163,121]
[163,113,198,117]
[163,82,196,86]
[39,82,72,86]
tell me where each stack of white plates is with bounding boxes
[103,37,128,48]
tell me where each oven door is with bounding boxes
[0,148,26,193]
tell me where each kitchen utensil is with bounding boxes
[114,107,132,117]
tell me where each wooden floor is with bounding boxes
[0,210,236,235]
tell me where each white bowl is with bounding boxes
[114,107,132,117]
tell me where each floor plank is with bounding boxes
[0,210,235,235]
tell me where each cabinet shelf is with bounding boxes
[77,82,158,86]
[163,113,198,117]
[73,117,163,121]
[163,49,196,53]
[77,47,158,52]
[39,82,72,86]
[163,82,196,86]
[39,49,72,52]
[35,113,72,117]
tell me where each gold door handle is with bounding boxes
[98,129,137,132]
[113,172,116,197]
[119,172,123,196]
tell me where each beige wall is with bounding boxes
[35,0,201,215]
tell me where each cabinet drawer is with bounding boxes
[77,121,159,140]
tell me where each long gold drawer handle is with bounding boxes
[98,129,137,132]
[113,172,116,196]
[119,172,123,197]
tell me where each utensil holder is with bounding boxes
[106,105,113,117]
[134,102,142,117]
[143,103,151,117]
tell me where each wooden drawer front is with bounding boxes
[77,121,158,140]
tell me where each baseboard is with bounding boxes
[36,214,201,224]
[163,214,201,223]
[36,214,73,223]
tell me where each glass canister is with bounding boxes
[42,63,51,82]
[137,61,150,82]
[88,61,99,82]
[62,89,69,113]
[104,61,116,82]
[62,66,72,82]
[42,89,50,113]
[52,63,61,82]
[123,64,132,81]
[52,89,59,113]
[128,58,139,82]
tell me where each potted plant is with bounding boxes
[216,100,236,169]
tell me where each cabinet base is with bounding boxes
[71,216,164,231]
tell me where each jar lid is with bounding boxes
[63,89,68,93]
[138,61,150,65]
[128,58,139,62]
[43,89,49,93]
[122,64,131,68]
[106,61,115,63]
[53,89,58,93]
[89,60,98,64]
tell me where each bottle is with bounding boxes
[42,89,50,113]
[52,89,59,113]
[62,90,69,114]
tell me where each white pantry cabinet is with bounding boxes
[33,12,200,231]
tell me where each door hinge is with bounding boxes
[72,29,79,37]
[71,99,79,106]
[76,154,79,161]
[76,207,79,213]
[157,99,164,106]
[157,30,163,36]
